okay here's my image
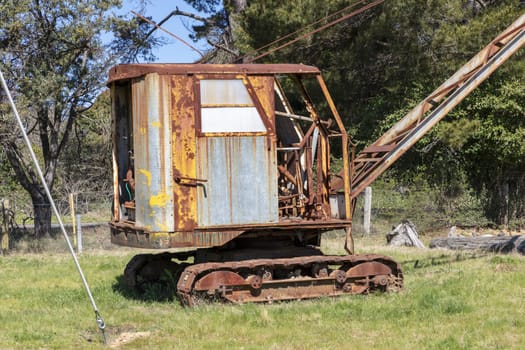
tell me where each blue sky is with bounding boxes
[123,0,210,63]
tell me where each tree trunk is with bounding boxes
[31,192,52,239]
[486,175,512,225]
[429,235,525,254]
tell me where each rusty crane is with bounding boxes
[107,13,525,305]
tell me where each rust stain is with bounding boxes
[247,75,275,134]
[108,63,321,83]
[171,75,198,231]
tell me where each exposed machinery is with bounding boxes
[108,14,525,306]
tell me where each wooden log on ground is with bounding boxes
[429,235,525,254]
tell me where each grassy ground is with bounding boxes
[1,232,524,349]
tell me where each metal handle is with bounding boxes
[174,175,208,186]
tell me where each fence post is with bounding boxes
[76,214,82,254]
[363,186,372,235]
[1,200,9,254]
[503,180,509,230]
[69,193,77,247]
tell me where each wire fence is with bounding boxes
[1,184,519,253]
[351,185,488,236]
[60,191,113,219]
[0,190,113,254]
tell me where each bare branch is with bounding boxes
[132,11,204,57]
[474,0,487,8]
[144,8,213,40]
[206,38,239,56]
[169,8,213,25]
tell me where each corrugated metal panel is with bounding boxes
[132,73,174,232]
[197,136,278,226]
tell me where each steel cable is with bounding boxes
[0,69,107,344]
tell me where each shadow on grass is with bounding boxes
[112,274,178,303]
[401,252,488,272]
[5,225,113,253]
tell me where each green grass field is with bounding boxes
[1,233,524,349]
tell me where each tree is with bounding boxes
[454,75,525,225]
[57,90,113,206]
[375,3,525,225]
[0,0,158,238]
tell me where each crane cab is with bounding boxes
[108,64,352,250]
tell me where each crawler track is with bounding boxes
[124,251,403,306]
[176,254,402,306]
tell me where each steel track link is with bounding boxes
[176,254,403,306]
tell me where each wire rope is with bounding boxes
[0,69,107,344]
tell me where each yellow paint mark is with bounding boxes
[151,121,161,128]
[149,192,170,208]
[150,232,171,241]
[155,221,170,232]
[138,169,151,187]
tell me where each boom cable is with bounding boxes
[244,0,385,63]
[240,0,368,61]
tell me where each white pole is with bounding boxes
[363,186,372,235]
[76,214,82,254]
[69,193,77,247]
[1,199,9,254]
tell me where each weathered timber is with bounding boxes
[386,220,425,248]
[429,235,525,254]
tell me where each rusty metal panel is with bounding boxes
[247,76,274,125]
[132,73,174,232]
[197,136,278,226]
[108,63,320,83]
[170,75,198,231]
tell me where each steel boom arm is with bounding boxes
[331,13,525,199]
